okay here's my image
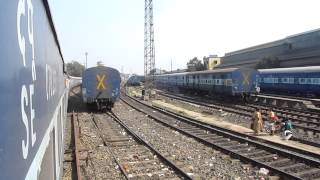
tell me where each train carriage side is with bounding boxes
[82,66,120,110]
[154,67,258,97]
[0,0,69,179]
[259,66,320,96]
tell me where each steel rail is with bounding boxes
[72,112,82,180]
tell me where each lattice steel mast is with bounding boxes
[144,0,155,90]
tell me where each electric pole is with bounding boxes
[144,0,155,94]
[85,52,88,69]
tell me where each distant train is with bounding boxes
[258,66,320,97]
[155,67,259,97]
[126,75,145,86]
[82,66,121,110]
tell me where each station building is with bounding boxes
[217,29,320,69]
[203,55,221,70]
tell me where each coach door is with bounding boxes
[192,75,195,89]
[186,75,189,88]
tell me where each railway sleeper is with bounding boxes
[195,134,216,139]
[117,148,151,155]
[107,137,131,142]
[278,163,306,171]
[179,127,201,131]
[215,141,239,147]
[118,146,148,152]
[240,150,265,156]
[124,163,167,173]
[266,158,291,167]
[293,168,320,178]
[119,154,154,161]
[127,159,159,165]
[206,136,225,142]
[185,128,205,133]
[251,154,278,161]
[227,144,250,151]
[128,170,176,179]
[110,141,136,147]
[190,131,207,136]
[208,138,228,144]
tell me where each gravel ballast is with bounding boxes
[114,101,268,179]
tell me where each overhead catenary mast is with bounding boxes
[144,0,155,92]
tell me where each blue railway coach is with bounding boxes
[155,68,259,96]
[0,0,69,179]
[82,66,121,110]
[259,66,320,97]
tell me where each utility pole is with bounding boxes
[85,52,88,69]
[171,59,172,72]
[144,0,155,97]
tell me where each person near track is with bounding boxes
[280,116,293,140]
[267,108,278,135]
[252,108,263,135]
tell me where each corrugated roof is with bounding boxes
[259,66,320,74]
[156,68,240,77]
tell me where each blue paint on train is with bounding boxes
[82,66,121,110]
[155,68,259,96]
[0,0,68,179]
[259,66,320,96]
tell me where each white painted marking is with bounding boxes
[24,90,68,180]
[21,85,29,159]
[17,0,26,66]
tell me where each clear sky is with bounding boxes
[48,0,320,75]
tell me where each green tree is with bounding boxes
[66,61,85,77]
[255,56,280,69]
[187,57,205,71]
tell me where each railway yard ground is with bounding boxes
[63,85,320,179]
[150,94,320,155]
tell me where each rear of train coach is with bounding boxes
[82,66,121,110]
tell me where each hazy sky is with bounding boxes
[48,0,320,74]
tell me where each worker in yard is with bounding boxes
[267,108,278,135]
[252,108,263,135]
[281,116,293,140]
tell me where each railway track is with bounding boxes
[90,112,191,179]
[158,91,320,147]
[121,94,320,180]
[71,112,82,180]
[256,93,320,107]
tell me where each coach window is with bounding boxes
[282,78,288,83]
[307,78,312,84]
[299,78,306,84]
[274,78,278,83]
[289,78,294,84]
